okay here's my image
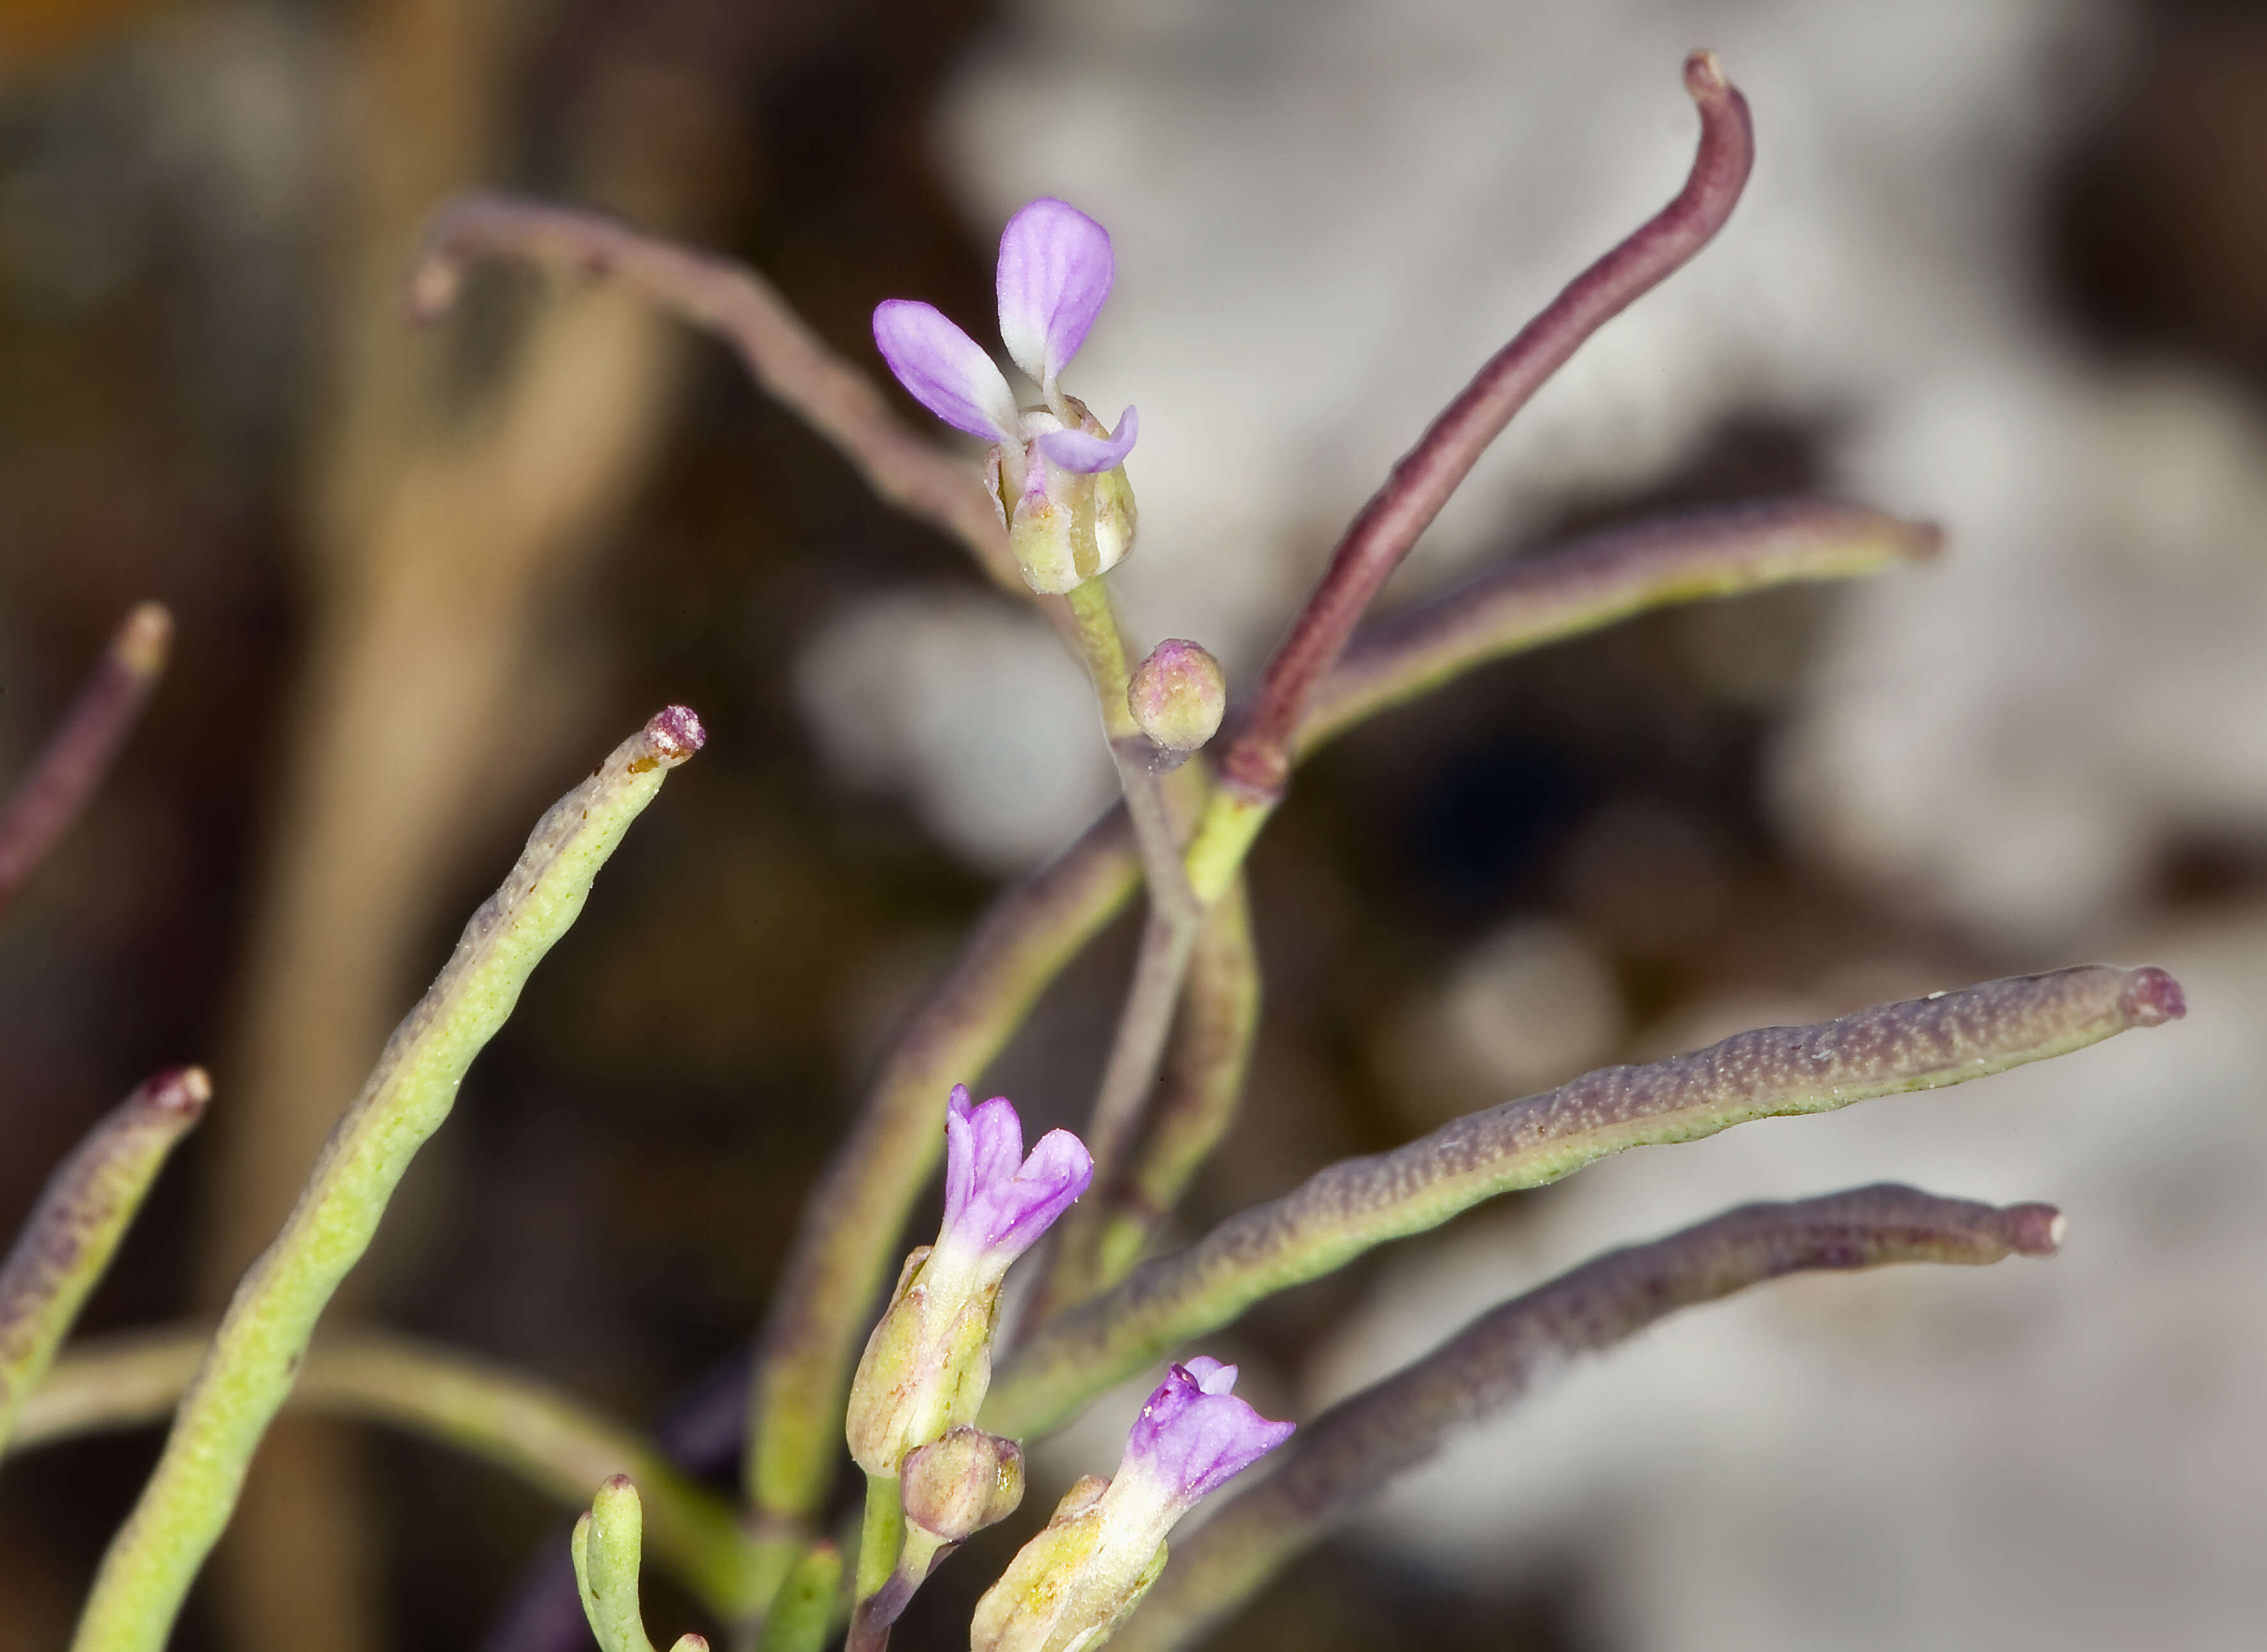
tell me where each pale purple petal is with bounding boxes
[935,1095,1094,1268]
[966,1096,1027,1198]
[873,299,1020,441]
[1182,1356,1238,1395]
[1125,1360,1295,1509]
[996,198,1114,389]
[943,1085,979,1233]
[1033,405,1137,475]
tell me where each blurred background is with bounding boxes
[3,0,2264,1648]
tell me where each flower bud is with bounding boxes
[971,1359,1291,1652]
[845,1087,1094,1477]
[1126,640,1226,754]
[901,1425,1025,1544]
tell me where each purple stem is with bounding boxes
[411,194,1023,597]
[1113,1185,2063,1652]
[0,603,172,924]
[1217,52,1754,807]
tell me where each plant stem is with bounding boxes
[67,709,704,1652]
[1045,579,1208,1316]
[0,603,171,924]
[747,813,1141,1523]
[14,1324,784,1621]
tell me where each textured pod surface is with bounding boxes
[987,965,2182,1436]
[1113,1185,2065,1652]
[69,711,701,1652]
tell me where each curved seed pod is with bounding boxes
[69,709,704,1652]
[0,1068,207,1455]
[987,964,2182,1436]
[1114,1185,2065,1652]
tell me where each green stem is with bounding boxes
[12,1324,784,1619]
[985,964,2184,1437]
[0,1069,208,1457]
[754,1543,842,1652]
[68,708,704,1652]
[850,1473,906,1647]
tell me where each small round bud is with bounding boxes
[1128,640,1226,753]
[902,1425,1025,1543]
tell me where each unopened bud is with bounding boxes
[902,1425,1025,1543]
[1127,640,1226,754]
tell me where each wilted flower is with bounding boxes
[970,1357,1293,1652]
[873,197,1139,594]
[847,1087,1093,1477]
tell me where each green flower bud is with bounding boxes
[901,1425,1025,1544]
[843,1245,998,1478]
[1126,640,1227,754]
[968,1476,1166,1652]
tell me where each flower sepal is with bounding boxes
[989,397,1139,595]
[971,1358,1290,1652]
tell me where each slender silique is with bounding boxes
[69,708,704,1652]
[987,965,2184,1435]
[0,1069,208,1456]
[1114,1185,2066,1652]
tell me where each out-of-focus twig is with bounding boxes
[1112,1185,2065,1652]
[986,964,2184,1436]
[13,1324,781,1620]
[1297,500,1940,757]
[747,810,1142,1523]
[0,603,171,925]
[1183,51,1757,901]
[0,1069,207,1457]
[73,710,703,1652]
[412,191,1024,597]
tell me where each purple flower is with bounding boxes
[934,1085,1094,1285]
[969,1356,1292,1652]
[1121,1357,1296,1511]
[846,1088,1093,1477]
[872,198,1139,594]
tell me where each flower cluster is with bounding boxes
[873,198,1139,594]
